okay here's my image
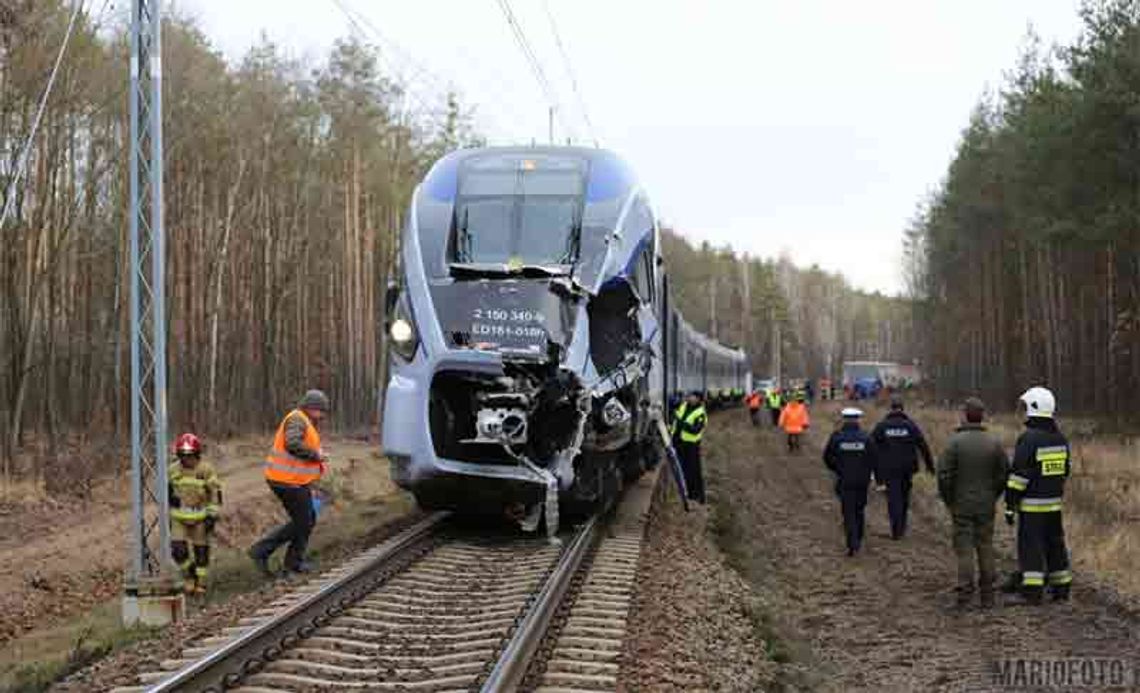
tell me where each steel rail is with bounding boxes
[480,513,601,692]
[147,511,450,692]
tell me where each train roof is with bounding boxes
[675,311,747,362]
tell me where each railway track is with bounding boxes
[118,468,659,692]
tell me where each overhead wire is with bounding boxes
[328,0,454,134]
[495,0,575,142]
[542,0,598,146]
[1,0,85,231]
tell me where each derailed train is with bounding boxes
[382,146,749,534]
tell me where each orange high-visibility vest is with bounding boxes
[265,409,323,486]
[779,402,810,434]
[747,392,762,410]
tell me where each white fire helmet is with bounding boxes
[1018,386,1056,418]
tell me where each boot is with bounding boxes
[1050,584,1071,602]
[1000,571,1021,594]
[248,547,274,578]
[1007,588,1043,606]
[980,587,995,609]
[955,586,974,610]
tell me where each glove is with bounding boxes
[1004,509,1016,526]
[204,516,217,533]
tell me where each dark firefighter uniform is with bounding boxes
[824,410,878,556]
[672,396,707,504]
[1005,417,1072,602]
[871,404,933,539]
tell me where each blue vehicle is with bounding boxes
[382,147,747,533]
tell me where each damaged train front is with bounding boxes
[381,147,655,537]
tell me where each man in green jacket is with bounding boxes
[937,397,1009,608]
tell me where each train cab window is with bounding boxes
[631,248,652,303]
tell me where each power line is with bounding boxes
[542,0,598,146]
[328,0,455,133]
[495,0,574,142]
[1,0,84,231]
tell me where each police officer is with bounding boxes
[1005,386,1072,604]
[871,394,934,539]
[824,408,879,556]
[671,390,708,504]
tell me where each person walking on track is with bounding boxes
[1005,386,1072,605]
[767,387,782,427]
[937,398,1009,609]
[746,390,763,427]
[168,433,221,595]
[871,394,934,539]
[249,389,331,577]
[779,391,810,452]
[671,390,708,504]
[824,408,878,556]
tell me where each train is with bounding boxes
[381,146,749,534]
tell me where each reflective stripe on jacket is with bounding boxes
[672,404,707,444]
[169,460,221,523]
[265,409,323,486]
[1005,418,1069,515]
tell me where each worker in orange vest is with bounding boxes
[746,390,763,426]
[778,391,811,452]
[248,389,330,577]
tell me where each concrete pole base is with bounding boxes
[122,578,184,627]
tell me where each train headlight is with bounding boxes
[391,318,414,344]
[388,294,420,362]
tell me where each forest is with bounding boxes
[0,1,906,487]
[0,2,481,480]
[660,229,915,386]
[907,0,1140,422]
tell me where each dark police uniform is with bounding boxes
[824,419,879,555]
[1005,417,1072,601]
[871,410,933,538]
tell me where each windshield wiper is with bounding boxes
[455,207,472,262]
[449,262,569,278]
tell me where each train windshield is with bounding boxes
[451,156,586,272]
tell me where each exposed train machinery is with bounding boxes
[382,146,749,535]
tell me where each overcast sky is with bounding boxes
[175,0,1085,295]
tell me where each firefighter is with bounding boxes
[746,390,763,426]
[1005,386,1072,605]
[168,433,221,596]
[766,387,782,427]
[249,389,331,577]
[870,394,934,539]
[824,408,878,556]
[778,391,810,452]
[671,390,707,504]
[937,398,1009,608]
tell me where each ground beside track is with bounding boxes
[0,436,413,692]
[700,403,1140,692]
